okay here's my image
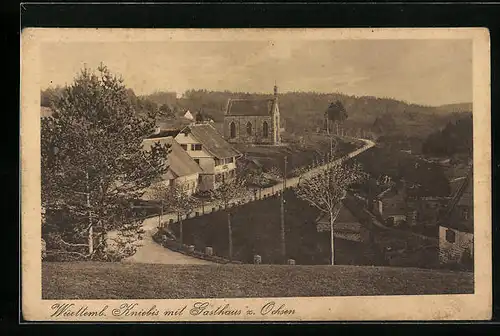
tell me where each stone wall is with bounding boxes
[224,115,274,144]
[438,226,474,265]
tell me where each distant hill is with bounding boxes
[141,90,471,138]
[41,86,472,139]
[434,102,473,114]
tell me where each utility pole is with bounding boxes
[280,156,287,263]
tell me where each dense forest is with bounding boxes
[143,89,471,138]
[42,87,471,139]
[421,114,473,157]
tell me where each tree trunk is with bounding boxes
[86,172,93,257]
[88,225,94,256]
[228,212,233,261]
[159,201,163,229]
[330,212,335,266]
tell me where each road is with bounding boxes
[120,137,376,265]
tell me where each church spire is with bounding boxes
[273,81,278,97]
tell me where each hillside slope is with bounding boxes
[43,262,473,299]
[143,90,471,138]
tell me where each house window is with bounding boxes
[445,229,456,243]
[227,157,234,164]
[246,122,252,135]
[215,158,221,166]
[263,121,269,138]
[191,144,202,151]
[180,144,187,150]
[230,122,236,138]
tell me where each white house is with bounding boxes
[174,124,242,191]
[438,167,474,268]
[142,136,202,196]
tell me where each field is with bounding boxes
[42,262,474,299]
[235,134,361,176]
[169,190,378,266]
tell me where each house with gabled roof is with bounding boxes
[438,164,474,269]
[174,123,242,191]
[316,200,371,244]
[142,136,202,196]
[223,84,281,145]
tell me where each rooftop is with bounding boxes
[316,201,362,233]
[142,136,202,178]
[180,124,241,159]
[440,166,474,233]
[146,129,181,139]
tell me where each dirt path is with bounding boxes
[122,216,214,265]
[122,137,375,265]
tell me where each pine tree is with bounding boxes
[41,64,170,261]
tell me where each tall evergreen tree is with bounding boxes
[41,64,170,261]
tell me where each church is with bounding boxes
[223,85,281,145]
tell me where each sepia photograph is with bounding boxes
[21,28,491,321]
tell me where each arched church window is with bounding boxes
[246,122,252,135]
[230,122,236,138]
[263,121,269,138]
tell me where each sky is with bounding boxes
[41,39,472,106]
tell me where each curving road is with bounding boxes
[123,137,376,265]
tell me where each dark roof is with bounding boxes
[316,201,361,232]
[226,98,276,116]
[182,124,241,159]
[142,137,202,177]
[380,189,407,216]
[146,129,181,139]
[440,166,473,233]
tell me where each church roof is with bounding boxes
[226,98,277,116]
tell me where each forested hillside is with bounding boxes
[142,89,470,137]
[422,114,473,157]
[42,87,471,139]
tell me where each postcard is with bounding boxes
[21,28,491,321]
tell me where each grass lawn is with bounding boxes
[42,262,474,299]
[169,190,377,266]
[234,135,360,176]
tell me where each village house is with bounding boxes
[142,135,202,196]
[438,167,474,269]
[369,179,446,229]
[223,84,281,145]
[174,123,242,191]
[316,201,371,244]
[371,186,408,228]
[183,110,194,121]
